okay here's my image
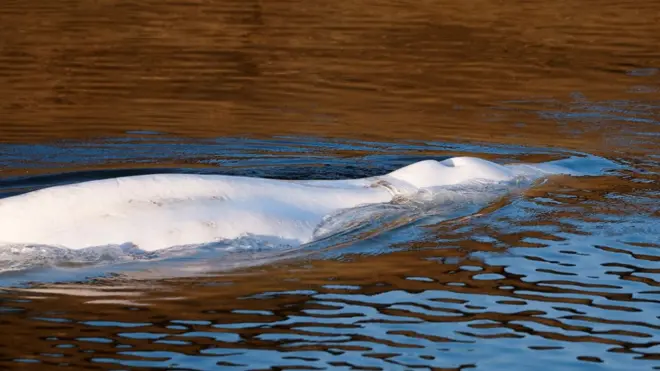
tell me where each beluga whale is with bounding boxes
[0,156,612,252]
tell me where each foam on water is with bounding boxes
[0,155,620,278]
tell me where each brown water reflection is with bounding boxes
[1,0,660,369]
[1,224,659,369]
[1,0,659,150]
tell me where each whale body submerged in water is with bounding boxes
[0,156,608,252]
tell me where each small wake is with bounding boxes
[0,234,300,274]
[0,244,142,273]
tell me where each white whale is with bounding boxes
[0,156,604,252]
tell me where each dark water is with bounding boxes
[1,0,659,369]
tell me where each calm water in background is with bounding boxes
[0,0,659,370]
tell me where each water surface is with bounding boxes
[0,0,659,369]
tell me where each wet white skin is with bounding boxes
[0,156,603,251]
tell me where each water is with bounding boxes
[1,0,659,369]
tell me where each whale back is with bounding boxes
[0,155,615,252]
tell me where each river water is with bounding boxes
[0,0,659,370]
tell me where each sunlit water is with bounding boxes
[1,135,658,370]
[1,0,659,369]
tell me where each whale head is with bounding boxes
[384,157,516,189]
